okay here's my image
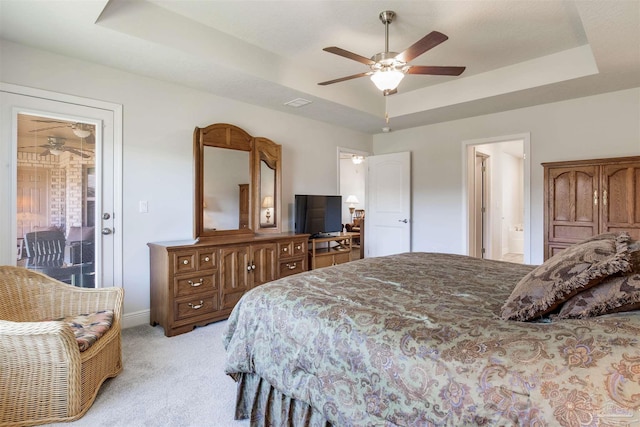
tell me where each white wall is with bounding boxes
[501,153,524,254]
[0,40,372,321]
[374,87,640,264]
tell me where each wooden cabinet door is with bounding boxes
[601,161,640,240]
[219,245,250,311]
[251,243,277,287]
[547,165,599,243]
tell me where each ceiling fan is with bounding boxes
[318,11,466,96]
[32,136,93,158]
[30,119,95,143]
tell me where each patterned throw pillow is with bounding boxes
[557,273,640,318]
[501,233,631,321]
[629,240,640,273]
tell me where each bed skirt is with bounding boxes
[233,372,331,427]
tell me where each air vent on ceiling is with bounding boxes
[284,98,312,108]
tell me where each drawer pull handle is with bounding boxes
[283,247,288,252]
[183,260,189,265]
[188,301,204,309]
[204,256,210,262]
[287,263,297,270]
[296,245,301,250]
[252,263,256,270]
[188,278,204,287]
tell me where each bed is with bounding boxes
[223,238,640,426]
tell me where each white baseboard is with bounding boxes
[122,309,150,329]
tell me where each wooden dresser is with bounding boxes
[543,156,640,260]
[149,233,308,336]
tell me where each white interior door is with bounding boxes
[366,152,411,257]
[0,85,121,287]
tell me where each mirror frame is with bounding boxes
[253,137,281,234]
[194,123,282,240]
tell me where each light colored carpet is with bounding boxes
[50,321,248,427]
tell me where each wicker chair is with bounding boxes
[0,266,124,426]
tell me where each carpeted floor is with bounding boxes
[50,321,248,427]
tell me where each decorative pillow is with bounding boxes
[501,233,631,321]
[558,273,640,318]
[629,240,640,273]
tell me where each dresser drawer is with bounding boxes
[174,272,217,298]
[197,249,216,270]
[172,248,217,274]
[279,258,304,277]
[174,294,218,320]
[173,250,197,274]
[279,240,306,259]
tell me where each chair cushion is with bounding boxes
[55,310,114,352]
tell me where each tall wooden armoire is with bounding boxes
[543,156,640,260]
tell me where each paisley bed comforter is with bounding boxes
[223,252,640,426]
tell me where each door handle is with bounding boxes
[101,227,113,235]
[398,219,408,223]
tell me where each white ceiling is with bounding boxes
[1,0,638,134]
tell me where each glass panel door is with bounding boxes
[17,114,97,287]
[1,86,119,288]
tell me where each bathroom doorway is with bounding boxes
[463,134,531,264]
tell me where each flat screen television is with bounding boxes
[294,194,342,238]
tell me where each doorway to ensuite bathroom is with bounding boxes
[463,134,531,265]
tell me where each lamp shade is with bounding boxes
[370,69,404,91]
[345,195,359,205]
[262,196,274,208]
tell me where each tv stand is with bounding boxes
[308,232,359,270]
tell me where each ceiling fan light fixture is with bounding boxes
[352,155,364,164]
[370,69,404,91]
[72,128,91,138]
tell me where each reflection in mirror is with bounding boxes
[260,160,276,227]
[203,147,250,231]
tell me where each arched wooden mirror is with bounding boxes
[194,123,281,240]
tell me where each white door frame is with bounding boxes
[337,146,370,226]
[462,133,531,264]
[0,82,123,286]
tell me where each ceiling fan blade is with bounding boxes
[65,147,91,158]
[84,133,95,145]
[323,47,375,65]
[406,65,466,76]
[29,125,68,132]
[40,149,51,157]
[318,72,372,86]
[395,31,449,63]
